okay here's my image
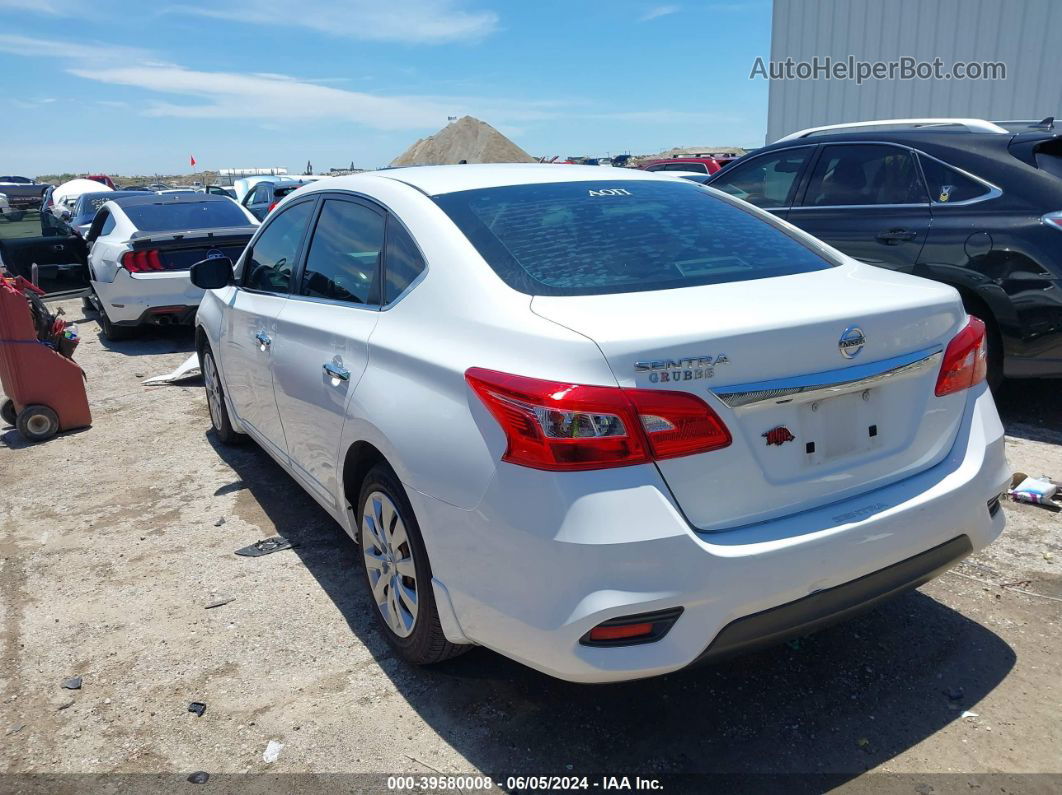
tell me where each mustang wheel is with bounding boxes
[357,464,467,663]
[16,404,59,442]
[202,348,244,445]
[98,309,135,341]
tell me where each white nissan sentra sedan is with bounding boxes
[191,164,1009,683]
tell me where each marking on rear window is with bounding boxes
[587,188,632,197]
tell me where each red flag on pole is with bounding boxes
[190,155,197,167]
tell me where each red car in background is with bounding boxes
[85,174,116,190]
[638,156,738,175]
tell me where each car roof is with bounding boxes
[319,163,670,196]
[107,193,234,209]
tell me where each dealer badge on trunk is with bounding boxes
[762,426,796,446]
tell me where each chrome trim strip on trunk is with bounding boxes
[711,345,944,408]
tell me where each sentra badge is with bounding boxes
[634,354,730,383]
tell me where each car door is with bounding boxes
[787,143,932,271]
[705,145,816,219]
[0,207,90,301]
[242,183,269,221]
[221,197,317,460]
[270,195,386,508]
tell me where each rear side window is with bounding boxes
[122,200,254,232]
[711,148,812,208]
[918,156,993,203]
[652,162,708,173]
[244,200,314,293]
[803,144,927,206]
[300,199,384,305]
[1034,140,1062,179]
[383,220,426,304]
[433,180,835,296]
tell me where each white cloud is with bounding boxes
[639,4,680,22]
[169,0,498,44]
[10,33,723,140]
[0,0,65,13]
[66,62,573,131]
[0,34,150,63]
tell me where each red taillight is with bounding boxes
[465,368,730,471]
[121,249,163,273]
[935,316,988,396]
[588,623,654,642]
[267,201,278,213]
[1043,211,1062,231]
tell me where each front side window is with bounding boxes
[710,148,812,208]
[918,155,993,203]
[243,200,314,293]
[434,180,836,296]
[299,199,384,305]
[803,144,927,207]
[383,220,426,304]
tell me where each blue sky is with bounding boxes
[1,0,771,176]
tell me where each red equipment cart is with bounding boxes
[0,276,90,442]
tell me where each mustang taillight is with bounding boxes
[121,249,163,273]
[935,316,988,396]
[465,368,731,471]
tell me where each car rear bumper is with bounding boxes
[93,269,204,325]
[412,383,1010,683]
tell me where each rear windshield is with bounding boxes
[122,200,253,232]
[433,180,835,296]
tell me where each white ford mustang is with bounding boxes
[191,164,1009,683]
[84,193,258,339]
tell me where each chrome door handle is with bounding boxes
[323,362,350,381]
[255,331,272,348]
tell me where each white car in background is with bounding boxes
[190,164,1009,683]
[84,193,258,339]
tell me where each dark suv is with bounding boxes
[705,119,1062,386]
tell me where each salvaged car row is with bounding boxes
[0,116,1058,682]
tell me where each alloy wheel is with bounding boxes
[203,354,224,430]
[361,490,419,638]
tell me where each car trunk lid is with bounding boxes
[531,262,970,532]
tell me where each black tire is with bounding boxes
[356,463,468,665]
[6,211,25,222]
[98,309,136,341]
[1,398,16,427]
[16,404,59,442]
[202,348,245,445]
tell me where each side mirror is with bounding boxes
[60,210,72,221]
[190,256,235,289]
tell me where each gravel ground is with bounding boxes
[1,303,1060,789]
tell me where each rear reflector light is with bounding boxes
[588,623,654,642]
[121,249,163,273]
[581,608,684,647]
[465,368,730,471]
[1042,211,1062,231]
[935,316,988,396]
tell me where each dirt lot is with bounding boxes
[1,302,1060,789]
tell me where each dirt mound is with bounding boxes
[390,116,535,166]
